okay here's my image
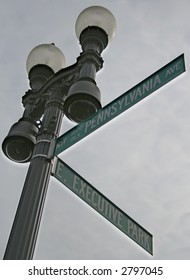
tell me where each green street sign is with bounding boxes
[52,157,153,255]
[54,54,185,156]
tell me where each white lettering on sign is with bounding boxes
[72,174,124,229]
[84,74,161,133]
[165,61,181,77]
[72,175,151,251]
[55,160,152,253]
[127,220,150,251]
[55,54,185,157]
[56,161,64,179]
[71,174,150,250]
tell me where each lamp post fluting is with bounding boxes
[2,6,116,260]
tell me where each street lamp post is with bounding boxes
[2,6,116,260]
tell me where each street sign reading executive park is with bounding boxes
[53,157,153,255]
[54,54,185,156]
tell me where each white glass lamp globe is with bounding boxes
[26,44,66,74]
[75,6,116,43]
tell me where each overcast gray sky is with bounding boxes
[0,0,190,260]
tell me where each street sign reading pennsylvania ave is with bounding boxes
[54,54,185,156]
[52,157,153,255]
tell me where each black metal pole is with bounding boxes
[3,99,63,260]
[3,28,107,260]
